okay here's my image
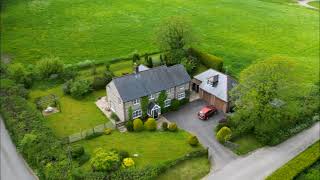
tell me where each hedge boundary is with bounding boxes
[266,141,320,180]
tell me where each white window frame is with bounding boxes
[149,94,155,100]
[180,86,185,91]
[133,99,140,105]
[177,92,185,100]
[132,109,142,119]
[164,99,171,108]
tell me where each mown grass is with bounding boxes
[29,87,108,137]
[74,130,205,170]
[1,0,319,79]
[156,156,210,180]
[231,134,264,155]
[309,1,320,8]
[266,141,320,180]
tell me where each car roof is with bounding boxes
[201,106,214,113]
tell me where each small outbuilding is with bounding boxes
[191,69,237,113]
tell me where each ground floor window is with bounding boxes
[132,109,142,119]
[177,92,185,100]
[164,99,171,107]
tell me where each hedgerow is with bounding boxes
[188,48,223,71]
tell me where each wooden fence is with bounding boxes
[63,121,115,144]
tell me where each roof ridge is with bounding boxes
[112,65,168,81]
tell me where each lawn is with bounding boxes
[74,130,206,170]
[266,141,320,180]
[230,134,264,155]
[1,0,319,79]
[309,1,320,8]
[29,86,108,137]
[156,156,211,180]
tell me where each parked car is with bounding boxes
[198,105,217,120]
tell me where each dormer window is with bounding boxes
[149,94,155,100]
[133,99,140,105]
[207,75,219,87]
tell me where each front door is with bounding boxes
[153,109,159,119]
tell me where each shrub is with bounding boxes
[111,112,120,122]
[92,77,108,90]
[144,118,157,131]
[62,80,72,95]
[162,122,168,131]
[0,78,29,98]
[76,60,94,69]
[171,99,180,111]
[215,123,229,133]
[85,132,103,140]
[70,79,92,98]
[168,123,178,132]
[61,67,77,81]
[216,126,232,143]
[125,120,134,132]
[77,153,90,166]
[118,150,130,161]
[133,118,144,132]
[105,128,112,135]
[8,63,32,88]
[36,56,64,79]
[90,148,120,172]
[71,146,85,159]
[188,48,223,71]
[122,158,135,168]
[188,135,199,146]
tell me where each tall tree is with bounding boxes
[230,57,299,143]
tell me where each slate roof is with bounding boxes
[111,64,191,102]
[194,69,237,102]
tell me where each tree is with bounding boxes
[132,53,140,63]
[156,17,196,65]
[70,79,92,98]
[140,96,149,119]
[36,56,64,79]
[128,107,133,121]
[8,63,32,88]
[90,148,120,172]
[20,133,37,160]
[156,91,167,110]
[216,127,232,143]
[230,57,299,143]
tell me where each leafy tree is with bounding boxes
[181,57,197,74]
[140,96,149,119]
[92,76,108,90]
[216,127,232,143]
[70,79,92,98]
[90,148,120,172]
[144,118,157,131]
[8,63,32,87]
[0,78,29,98]
[36,56,64,79]
[156,91,167,110]
[230,57,300,143]
[19,133,37,160]
[125,120,134,132]
[132,53,140,63]
[105,62,111,71]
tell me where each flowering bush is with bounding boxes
[122,158,135,168]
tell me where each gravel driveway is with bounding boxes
[1,117,37,180]
[164,100,237,170]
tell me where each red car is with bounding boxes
[198,105,217,120]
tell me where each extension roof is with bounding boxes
[111,64,190,102]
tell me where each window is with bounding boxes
[133,99,140,105]
[180,86,185,91]
[164,99,171,107]
[177,92,185,100]
[149,94,155,100]
[132,109,142,119]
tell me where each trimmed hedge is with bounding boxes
[188,48,223,71]
[266,141,320,180]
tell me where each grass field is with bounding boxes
[1,0,319,79]
[231,134,264,155]
[74,130,206,169]
[309,1,320,8]
[156,156,210,180]
[29,86,108,137]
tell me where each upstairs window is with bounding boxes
[149,94,155,100]
[177,92,185,100]
[164,99,171,107]
[133,99,140,105]
[132,109,142,119]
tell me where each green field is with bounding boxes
[29,87,108,137]
[309,1,320,8]
[74,131,205,169]
[1,0,319,78]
